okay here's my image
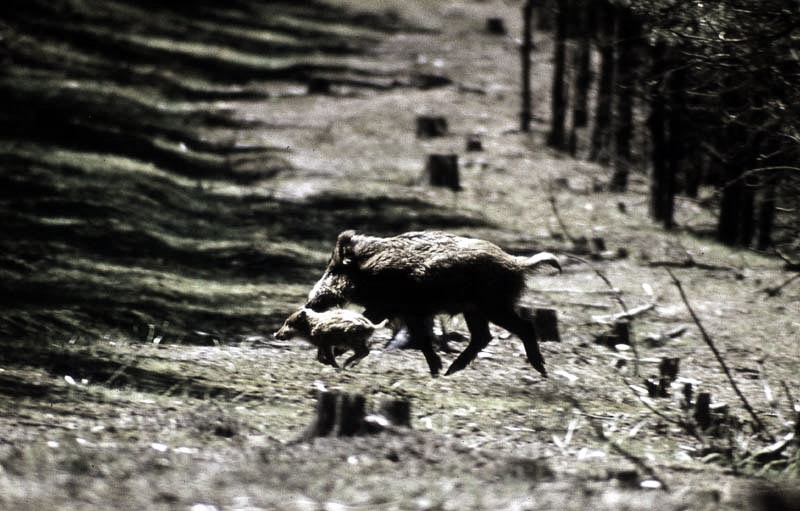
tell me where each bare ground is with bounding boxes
[1,1,798,510]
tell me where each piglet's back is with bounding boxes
[305,308,379,337]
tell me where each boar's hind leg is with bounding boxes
[406,316,442,377]
[489,309,548,377]
[445,311,492,375]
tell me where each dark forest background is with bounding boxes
[528,0,800,251]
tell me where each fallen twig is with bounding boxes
[567,254,640,376]
[648,258,744,278]
[592,302,656,325]
[666,269,774,441]
[775,248,800,271]
[762,272,800,297]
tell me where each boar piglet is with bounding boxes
[306,230,561,377]
[274,307,385,369]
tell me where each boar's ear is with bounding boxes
[333,230,357,266]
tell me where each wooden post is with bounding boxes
[424,154,461,191]
[416,116,448,138]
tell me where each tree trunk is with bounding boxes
[520,0,535,132]
[547,0,568,150]
[589,0,615,165]
[756,169,779,251]
[567,2,592,155]
[665,64,686,208]
[648,42,675,229]
[610,5,638,191]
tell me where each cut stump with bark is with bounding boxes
[486,17,507,35]
[465,133,483,151]
[299,391,412,442]
[416,116,448,138]
[521,307,561,343]
[424,154,461,191]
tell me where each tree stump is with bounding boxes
[520,307,560,343]
[299,391,412,442]
[595,319,631,348]
[379,399,412,428]
[416,116,448,138]
[658,357,680,381]
[486,17,507,35]
[694,392,712,430]
[645,377,670,398]
[424,154,461,191]
[465,133,483,151]
[612,319,631,344]
[682,382,693,410]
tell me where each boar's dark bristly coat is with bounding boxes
[306,230,561,377]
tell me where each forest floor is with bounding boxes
[1,1,798,510]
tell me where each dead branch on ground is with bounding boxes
[762,272,800,297]
[567,254,641,375]
[666,269,774,441]
[592,301,656,325]
[648,257,744,279]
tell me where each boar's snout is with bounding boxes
[306,272,348,311]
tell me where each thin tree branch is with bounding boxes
[666,269,774,441]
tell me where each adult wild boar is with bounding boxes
[306,230,561,377]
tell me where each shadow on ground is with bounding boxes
[0,0,479,362]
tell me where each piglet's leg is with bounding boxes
[489,309,547,377]
[317,346,340,368]
[342,341,370,369]
[446,311,492,375]
[406,316,442,377]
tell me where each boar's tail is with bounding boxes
[519,252,561,273]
